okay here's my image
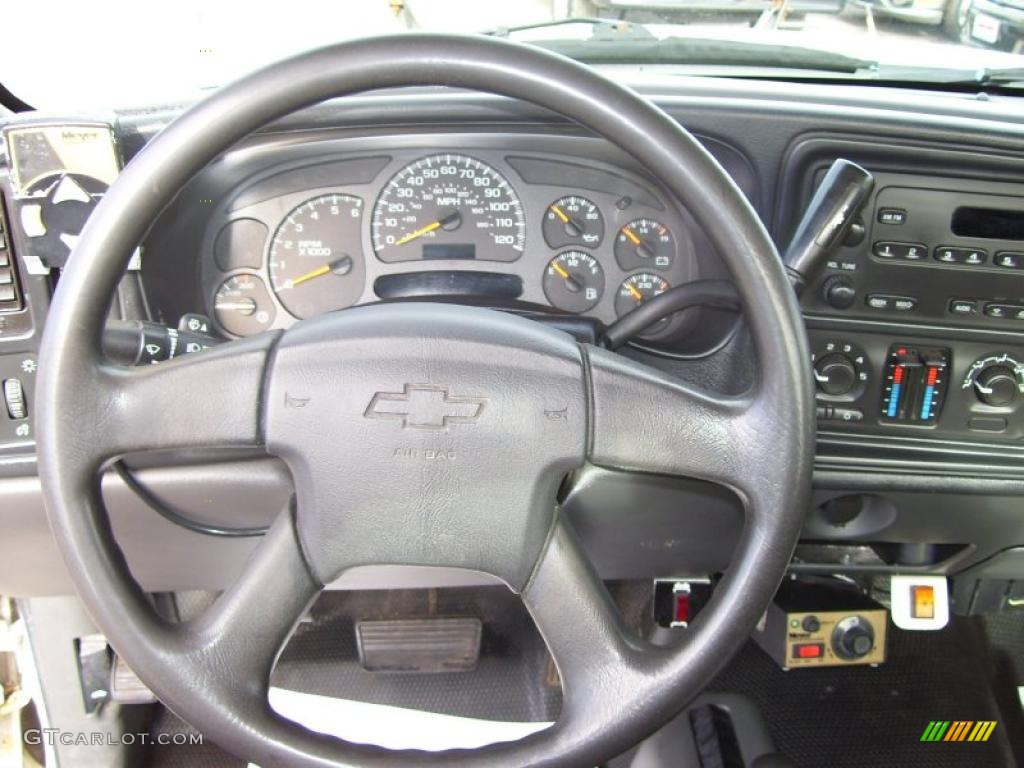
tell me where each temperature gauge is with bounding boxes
[615,218,676,271]
[542,251,604,313]
[615,273,671,334]
[213,274,275,337]
[543,196,604,249]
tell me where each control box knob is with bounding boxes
[831,615,875,660]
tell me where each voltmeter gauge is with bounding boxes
[615,273,671,335]
[615,218,676,271]
[542,251,604,313]
[213,274,275,337]
[543,196,604,249]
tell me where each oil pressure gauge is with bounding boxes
[543,196,604,249]
[542,251,604,313]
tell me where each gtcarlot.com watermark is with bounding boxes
[24,729,202,747]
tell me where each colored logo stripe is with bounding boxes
[921,721,997,742]
[921,721,950,741]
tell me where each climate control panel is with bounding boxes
[808,326,1024,441]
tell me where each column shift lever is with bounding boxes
[782,159,874,296]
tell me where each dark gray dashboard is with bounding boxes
[1,75,1024,605]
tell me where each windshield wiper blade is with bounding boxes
[865,64,1024,89]
[535,36,874,75]
[978,67,1024,87]
[483,17,654,40]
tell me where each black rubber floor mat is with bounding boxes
[976,608,1024,766]
[709,617,1016,768]
[271,586,561,723]
[142,707,246,768]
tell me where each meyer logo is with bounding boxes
[364,384,486,430]
[920,721,997,742]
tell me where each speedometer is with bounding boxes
[371,154,525,263]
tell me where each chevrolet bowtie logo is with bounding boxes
[364,384,487,429]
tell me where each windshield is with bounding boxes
[4,0,1024,110]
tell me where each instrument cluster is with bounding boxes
[204,147,701,343]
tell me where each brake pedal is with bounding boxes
[356,617,482,673]
[109,653,157,704]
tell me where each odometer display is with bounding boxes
[372,154,525,263]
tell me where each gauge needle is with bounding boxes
[551,205,583,237]
[288,256,354,288]
[551,262,583,293]
[394,211,461,247]
[621,226,642,246]
[626,284,644,302]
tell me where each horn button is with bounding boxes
[264,303,587,590]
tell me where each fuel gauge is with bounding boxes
[543,251,604,313]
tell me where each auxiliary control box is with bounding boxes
[754,582,887,670]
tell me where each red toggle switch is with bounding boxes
[793,642,824,659]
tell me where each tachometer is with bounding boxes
[372,154,525,263]
[268,194,365,319]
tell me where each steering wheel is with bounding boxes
[36,34,812,768]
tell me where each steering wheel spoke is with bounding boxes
[586,345,767,506]
[523,517,651,720]
[169,510,321,704]
[79,333,278,465]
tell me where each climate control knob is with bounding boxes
[975,366,1019,407]
[831,615,875,660]
[962,354,1024,408]
[814,353,857,396]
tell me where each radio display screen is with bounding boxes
[952,206,1024,241]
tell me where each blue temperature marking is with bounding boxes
[920,386,935,420]
[887,383,901,418]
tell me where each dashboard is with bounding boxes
[195,134,752,356]
[1,77,1024,608]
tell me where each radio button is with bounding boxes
[934,246,988,265]
[984,303,1024,320]
[949,299,979,316]
[994,252,1024,269]
[866,294,916,312]
[877,208,907,225]
[872,241,926,260]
